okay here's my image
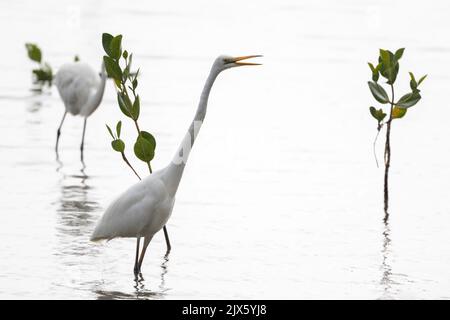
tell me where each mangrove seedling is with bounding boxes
[25,43,53,89]
[368,48,426,218]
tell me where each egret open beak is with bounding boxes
[227,55,263,66]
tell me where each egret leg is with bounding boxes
[134,237,141,276]
[80,118,87,161]
[137,236,153,273]
[163,226,171,253]
[55,111,67,157]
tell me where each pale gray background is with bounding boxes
[0,0,449,299]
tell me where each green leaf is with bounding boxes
[369,106,386,122]
[368,81,390,104]
[103,56,122,81]
[133,68,140,81]
[368,62,379,82]
[379,49,391,68]
[110,35,123,60]
[124,53,133,79]
[131,95,140,120]
[106,124,115,139]
[102,33,113,56]
[393,62,399,83]
[134,131,156,162]
[396,92,421,108]
[418,74,427,86]
[394,48,405,60]
[392,106,407,119]
[369,106,377,119]
[123,50,128,60]
[378,49,398,84]
[25,43,42,63]
[111,139,125,153]
[117,92,132,118]
[128,53,133,71]
[373,73,379,82]
[409,72,417,91]
[116,121,122,138]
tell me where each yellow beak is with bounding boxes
[229,55,263,66]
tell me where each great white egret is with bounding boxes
[91,55,261,275]
[54,61,107,161]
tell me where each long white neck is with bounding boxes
[83,64,107,117]
[162,66,220,196]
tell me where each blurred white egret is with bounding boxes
[54,61,107,161]
[91,55,261,275]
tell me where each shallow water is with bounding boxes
[0,0,450,299]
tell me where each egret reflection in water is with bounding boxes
[55,162,99,239]
[93,255,170,300]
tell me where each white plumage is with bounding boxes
[90,55,261,275]
[91,169,175,241]
[54,61,107,160]
[54,62,101,117]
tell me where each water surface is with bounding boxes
[0,0,450,299]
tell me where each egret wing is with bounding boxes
[91,177,169,241]
[54,63,98,115]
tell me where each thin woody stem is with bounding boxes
[373,125,382,168]
[383,84,395,217]
[121,152,141,180]
[133,119,141,134]
[147,162,152,174]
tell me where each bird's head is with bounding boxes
[212,55,262,72]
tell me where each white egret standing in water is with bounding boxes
[54,61,107,161]
[91,55,261,275]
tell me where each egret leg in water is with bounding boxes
[80,118,87,161]
[55,111,67,158]
[163,226,171,253]
[137,236,153,274]
[134,237,141,276]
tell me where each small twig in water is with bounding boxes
[373,124,383,168]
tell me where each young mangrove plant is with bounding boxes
[368,48,426,217]
[102,33,171,251]
[102,33,156,175]
[25,43,53,89]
